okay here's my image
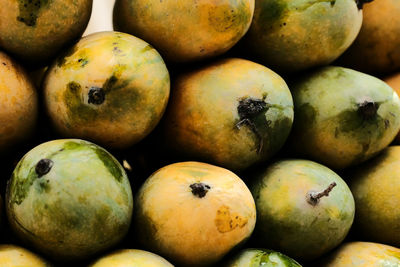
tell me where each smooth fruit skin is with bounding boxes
[44,31,170,149]
[0,51,38,152]
[337,0,400,74]
[250,159,355,261]
[347,146,400,247]
[243,0,362,73]
[133,161,256,267]
[6,139,133,261]
[317,242,400,267]
[288,66,400,170]
[0,0,92,67]
[113,0,254,63]
[162,58,293,171]
[384,73,400,143]
[90,249,173,267]
[225,248,302,267]
[0,245,52,267]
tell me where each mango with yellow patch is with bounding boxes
[384,73,400,143]
[250,159,355,261]
[0,0,92,67]
[113,0,254,62]
[44,31,170,149]
[0,244,51,267]
[348,146,400,247]
[132,161,256,267]
[0,51,38,153]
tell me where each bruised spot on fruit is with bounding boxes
[35,159,53,177]
[190,183,211,198]
[64,81,97,123]
[357,99,378,119]
[90,145,123,183]
[16,0,50,27]
[215,205,248,233]
[77,58,89,67]
[88,87,105,105]
[258,0,288,30]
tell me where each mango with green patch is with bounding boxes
[316,242,400,266]
[288,66,400,170]
[133,161,256,267]
[90,249,173,267]
[6,139,133,261]
[347,146,400,247]
[0,244,52,267]
[384,73,400,143]
[0,51,38,153]
[243,0,363,73]
[113,0,254,62]
[162,58,293,171]
[225,248,302,267]
[250,159,355,261]
[0,0,92,67]
[44,31,170,149]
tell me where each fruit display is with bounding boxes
[1,0,400,266]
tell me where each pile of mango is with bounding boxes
[1,0,400,266]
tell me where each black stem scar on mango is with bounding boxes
[236,97,268,154]
[358,99,378,119]
[88,87,105,105]
[190,183,211,198]
[355,0,374,10]
[35,159,53,177]
[306,182,337,206]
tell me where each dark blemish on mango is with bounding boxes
[2,62,6,66]
[35,159,53,177]
[77,58,89,67]
[64,81,98,123]
[190,183,211,198]
[258,0,287,28]
[88,87,105,105]
[17,0,50,27]
[215,205,248,233]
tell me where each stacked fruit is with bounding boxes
[1,0,400,266]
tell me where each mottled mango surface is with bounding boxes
[163,58,293,171]
[6,139,133,260]
[225,248,302,267]
[113,0,254,62]
[337,0,400,74]
[0,51,38,152]
[90,249,173,267]
[44,31,170,149]
[348,146,400,247]
[133,162,256,266]
[0,0,92,66]
[318,242,400,266]
[384,73,400,143]
[0,245,51,267]
[250,159,355,261]
[243,0,362,72]
[288,66,400,170]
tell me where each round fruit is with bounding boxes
[317,242,400,266]
[337,0,400,74]
[288,66,400,170]
[133,161,256,266]
[0,51,38,153]
[44,31,170,149]
[384,73,400,143]
[6,139,133,261]
[90,249,173,267]
[250,159,355,261]
[162,58,293,171]
[0,0,92,67]
[113,0,254,63]
[348,146,400,247]
[243,0,362,73]
[225,248,302,267]
[0,244,51,267]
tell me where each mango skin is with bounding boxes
[384,73,400,143]
[0,51,38,153]
[250,159,355,261]
[0,0,92,67]
[243,0,362,73]
[113,0,254,63]
[133,161,256,267]
[44,31,170,149]
[90,249,173,267]
[348,146,400,247]
[317,242,400,267]
[6,139,133,261]
[0,245,52,267]
[288,66,400,170]
[337,0,400,74]
[162,58,293,171]
[225,248,302,267]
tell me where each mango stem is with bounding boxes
[306,182,337,206]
